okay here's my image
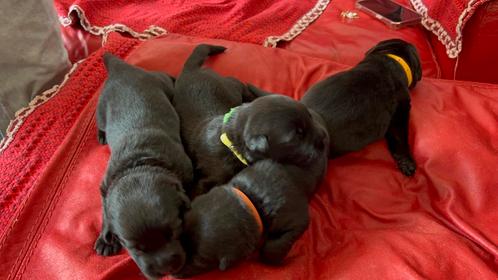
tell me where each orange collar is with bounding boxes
[232,187,263,234]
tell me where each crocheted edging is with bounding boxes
[59,4,167,44]
[411,0,484,58]
[263,0,331,48]
[0,61,82,154]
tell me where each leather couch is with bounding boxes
[1,1,497,279]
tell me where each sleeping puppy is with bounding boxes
[173,126,329,278]
[174,44,327,196]
[301,39,422,176]
[95,53,193,279]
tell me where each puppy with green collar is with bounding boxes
[174,44,328,197]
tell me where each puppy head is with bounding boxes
[107,169,190,278]
[174,186,261,278]
[365,39,422,88]
[226,87,328,166]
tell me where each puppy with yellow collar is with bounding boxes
[174,44,328,197]
[301,39,422,176]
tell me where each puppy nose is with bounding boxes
[314,136,325,150]
[159,253,184,273]
[170,253,184,269]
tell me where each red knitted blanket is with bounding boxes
[1,0,326,241]
[55,0,318,45]
[2,33,497,280]
[0,35,138,241]
[410,0,491,57]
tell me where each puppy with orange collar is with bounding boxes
[301,39,422,176]
[173,115,329,278]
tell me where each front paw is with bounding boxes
[94,235,122,256]
[395,156,416,177]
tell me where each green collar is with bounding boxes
[220,107,248,165]
[223,107,237,124]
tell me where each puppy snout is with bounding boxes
[144,263,166,279]
[141,248,186,278]
[154,249,186,275]
[314,137,325,150]
[314,130,327,151]
[162,253,185,273]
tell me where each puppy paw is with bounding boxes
[94,236,122,256]
[396,156,416,177]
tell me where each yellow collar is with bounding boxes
[386,54,413,87]
[220,132,248,165]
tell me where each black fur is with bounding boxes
[174,44,328,197]
[173,114,329,278]
[301,39,422,176]
[94,53,193,279]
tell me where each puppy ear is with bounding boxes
[406,45,422,87]
[246,135,269,155]
[103,52,129,75]
[365,38,405,56]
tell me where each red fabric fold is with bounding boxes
[55,0,318,45]
[0,34,139,241]
[414,0,490,41]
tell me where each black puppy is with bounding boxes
[174,44,327,196]
[301,39,422,176]
[95,53,193,279]
[174,128,329,278]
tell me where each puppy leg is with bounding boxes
[260,214,309,265]
[385,98,416,176]
[94,199,121,256]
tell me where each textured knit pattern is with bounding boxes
[0,35,139,241]
[410,0,491,57]
[55,0,316,44]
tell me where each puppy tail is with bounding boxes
[247,84,273,97]
[183,44,227,72]
[102,52,125,74]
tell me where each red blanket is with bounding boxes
[410,0,491,58]
[0,36,139,240]
[1,33,497,279]
[55,0,318,45]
